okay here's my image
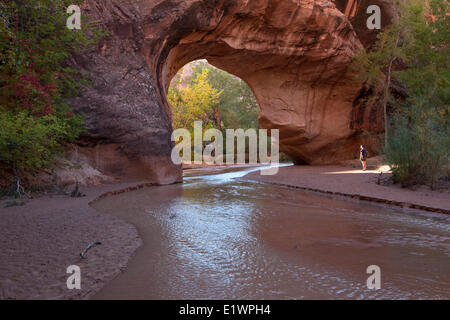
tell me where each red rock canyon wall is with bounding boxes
[70,0,391,182]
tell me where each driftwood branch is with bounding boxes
[9,176,31,199]
[80,241,102,259]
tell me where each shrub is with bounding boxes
[0,111,83,173]
[0,0,103,176]
[385,100,449,188]
[355,0,449,188]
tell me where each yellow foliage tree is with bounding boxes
[168,69,222,132]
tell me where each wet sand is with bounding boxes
[243,165,450,214]
[0,182,143,299]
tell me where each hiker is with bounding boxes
[360,145,368,171]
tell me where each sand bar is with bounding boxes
[0,182,147,300]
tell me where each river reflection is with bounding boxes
[92,166,450,299]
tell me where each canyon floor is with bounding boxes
[0,182,144,299]
[243,164,450,215]
[0,162,448,299]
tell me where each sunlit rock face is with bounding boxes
[71,0,390,181]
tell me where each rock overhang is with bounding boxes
[71,0,390,182]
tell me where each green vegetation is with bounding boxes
[353,0,449,188]
[0,0,101,176]
[168,61,260,133]
[0,111,81,171]
[192,61,260,130]
[168,60,265,162]
[168,68,223,133]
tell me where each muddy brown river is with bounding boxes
[92,166,450,299]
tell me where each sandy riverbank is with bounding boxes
[0,182,148,300]
[1,163,448,299]
[243,165,450,215]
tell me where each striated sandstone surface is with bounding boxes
[71,0,391,181]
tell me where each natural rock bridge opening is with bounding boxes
[168,59,261,132]
[71,0,389,184]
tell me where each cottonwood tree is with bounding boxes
[352,0,404,147]
[353,0,449,187]
[168,68,222,132]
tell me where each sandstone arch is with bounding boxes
[70,0,390,184]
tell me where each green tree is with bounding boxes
[192,61,260,130]
[354,0,449,187]
[168,61,263,162]
[168,68,222,132]
[352,0,404,146]
[0,0,103,176]
[0,111,81,171]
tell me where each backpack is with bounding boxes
[362,149,368,158]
